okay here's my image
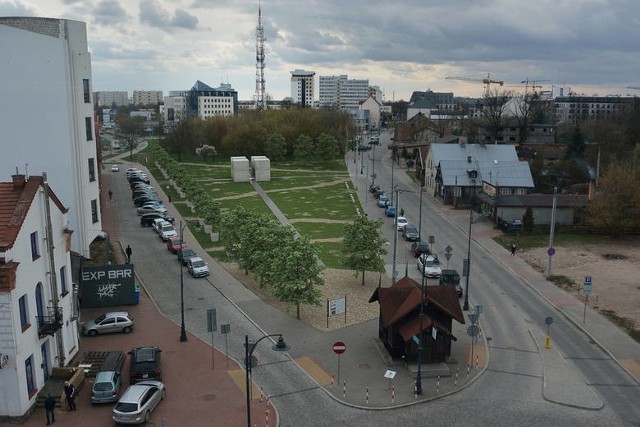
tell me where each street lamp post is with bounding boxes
[463,207,473,311]
[178,220,200,342]
[245,334,290,427]
[392,187,400,284]
[415,270,427,394]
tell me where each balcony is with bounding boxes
[37,307,63,338]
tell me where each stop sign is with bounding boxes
[333,341,346,354]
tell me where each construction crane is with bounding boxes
[521,78,549,96]
[445,73,504,97]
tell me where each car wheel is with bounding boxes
[122,326,132,334]
[161,389,165,399]
[144,411,150,422]
[87,330,98,337]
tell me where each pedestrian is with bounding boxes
[108,189,113,200]
[64,381,76,411]
[510,242,517,256]
[126,245,132,264]
[44,394,55,425]
[400,208,404,217]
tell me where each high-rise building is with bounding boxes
[318,75,369,111]
[94,91,129,106]
[290,70,315,107]
[0,17,101,258]
[164,81,238,123]
[132,90,164,106]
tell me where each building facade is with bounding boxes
[0,17,102,258]
[552,95,634,125]
[94,91,129,107]
[163,81,238,123]
[132,90,163,106]
[318,75,370,111]
[290,70,315,107]
[0,174,79,420]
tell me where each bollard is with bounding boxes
[414,381,417,399]
[366,387,369,405]
[259,386,264,403]
[331,373,335,388]
[455,368,459,386]
[391,385,395,404]
[476,354,479,368]
[343,381,346,399]
[467,363,470,377]
[436,376,440,394]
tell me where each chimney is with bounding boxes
[11,174,26,190]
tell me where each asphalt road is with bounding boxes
[103,141,637,426]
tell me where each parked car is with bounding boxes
[186,257,210,278]
[440,269,463,297]
[373,188,386,199]
[385,206,396,217]
[403,224,420,241]
[112,380,165,425]
[128,346,162,384]
[151,218,168,233]
[167,237,186,253]
[177,248,197,265]
[357,144,371,151]
[394,216,408,230]
[417,254,442,278]
[128,176,150,185]
[126,168,143,178]
[369,184,380,194]
[141,213,174,227]
[411,241,431,258]
[137,205,167,216]
[159,224,178,241]
[111,164,120,172]
[82,312,134,336]
[91,350,126,405]
[134,196,162,207]
[377,195,390,208]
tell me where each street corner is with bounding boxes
[296,356,334,386]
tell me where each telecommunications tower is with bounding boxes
[255,1,267,109]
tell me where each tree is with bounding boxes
[522,207,534,233]
[342,216,387,285]
[565,125,585,159]
[195,144,217,163]
[315,133,340,161]
[293,135,314,161]
[587,160,640,236]
[482,88,512,143]
[116,116,145,161]
[264,133,287,161]
[269,235,324,319]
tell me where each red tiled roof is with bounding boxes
[0,175,67,252]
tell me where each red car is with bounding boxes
[167,236,186,253]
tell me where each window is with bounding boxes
[30,231,40,260]
[19,295,30,331]
[25,356,36,397]
[83,79,91,103]
[91,199,99,223]
[85,117,93,140]
[60,266,68,296]
[88,158,96,182]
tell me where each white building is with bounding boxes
[0,174,79,420]
[163,81,238,123]
[290,70,315,107]
[132,90,163,106]
[0,17,102,258]
[318,75,369,111]
[94,91,129,107]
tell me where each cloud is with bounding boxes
[139,0,198,31]
[92,0,128,26]
[0,0,37,16]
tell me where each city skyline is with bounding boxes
[2,0,640,101]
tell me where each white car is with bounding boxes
[159,224,177,241]
[137,205,168,216]
[112,380,165,425]
[186,257,210,278]
[152,219,169,233]
[395,216,408,231]
[417,254,442,278]
[111,164,120,172]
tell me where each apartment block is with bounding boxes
[132,90,164,106]
[290,69,315,107]
[94,90,129,106]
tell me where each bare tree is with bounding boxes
[116,116,145,161]
[482,88,512,143]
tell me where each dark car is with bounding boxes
[128,346,162,384]
[440,269,463,297]
[128,175,150,185]
[411,241,431,258]
[403,225,420,242]
[357,144,371,151]
[140,212,174,227]
[369,184,380,194]
[177,248,197,265]
[373,188,386,199]
[134,196,162,207]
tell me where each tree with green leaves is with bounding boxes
[264,133,287,161]
[293,135,315,161]
[270,235,324,319]
[315,133,340,161]
[522,207,534,233]
[342,216,387,285]
[587,159,640,236]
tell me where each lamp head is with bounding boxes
[272,335,290,352]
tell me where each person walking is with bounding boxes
[64,381,76,411]
[126,245,132,264]
[44,394,56,424]
[510,242,517,256]
[108,190,113,200]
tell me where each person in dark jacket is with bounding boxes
[64,381,76,411]
[126,245,132,264]
[44,394,56,424]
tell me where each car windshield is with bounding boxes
[161,225,174,232]
[193,260,206,268]
[94,314,107,323]
[94,381,114,391]
[114,402,138,413]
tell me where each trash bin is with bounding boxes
[134,284,140,304]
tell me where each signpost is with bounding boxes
[220,324,231,368]
[206,309,217,369]
[333,341,346,385]
[583,276,592,323]
[444,245,453,269]
[544,316,554,349]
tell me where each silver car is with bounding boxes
[91,370,122,404]
[81,312,134,336]
[112,380,165,425]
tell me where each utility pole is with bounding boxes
[546,187,558,279]
[392,188,400,284]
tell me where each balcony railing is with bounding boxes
[36,306,63,338]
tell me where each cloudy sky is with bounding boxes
[2,0,640,102]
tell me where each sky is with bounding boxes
[2,0,640,102]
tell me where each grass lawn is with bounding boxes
[495,233,602,250]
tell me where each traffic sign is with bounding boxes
[333,341,346,354]
[545,316,554,325]
[547,247,556,256]
[584,276,592,284]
